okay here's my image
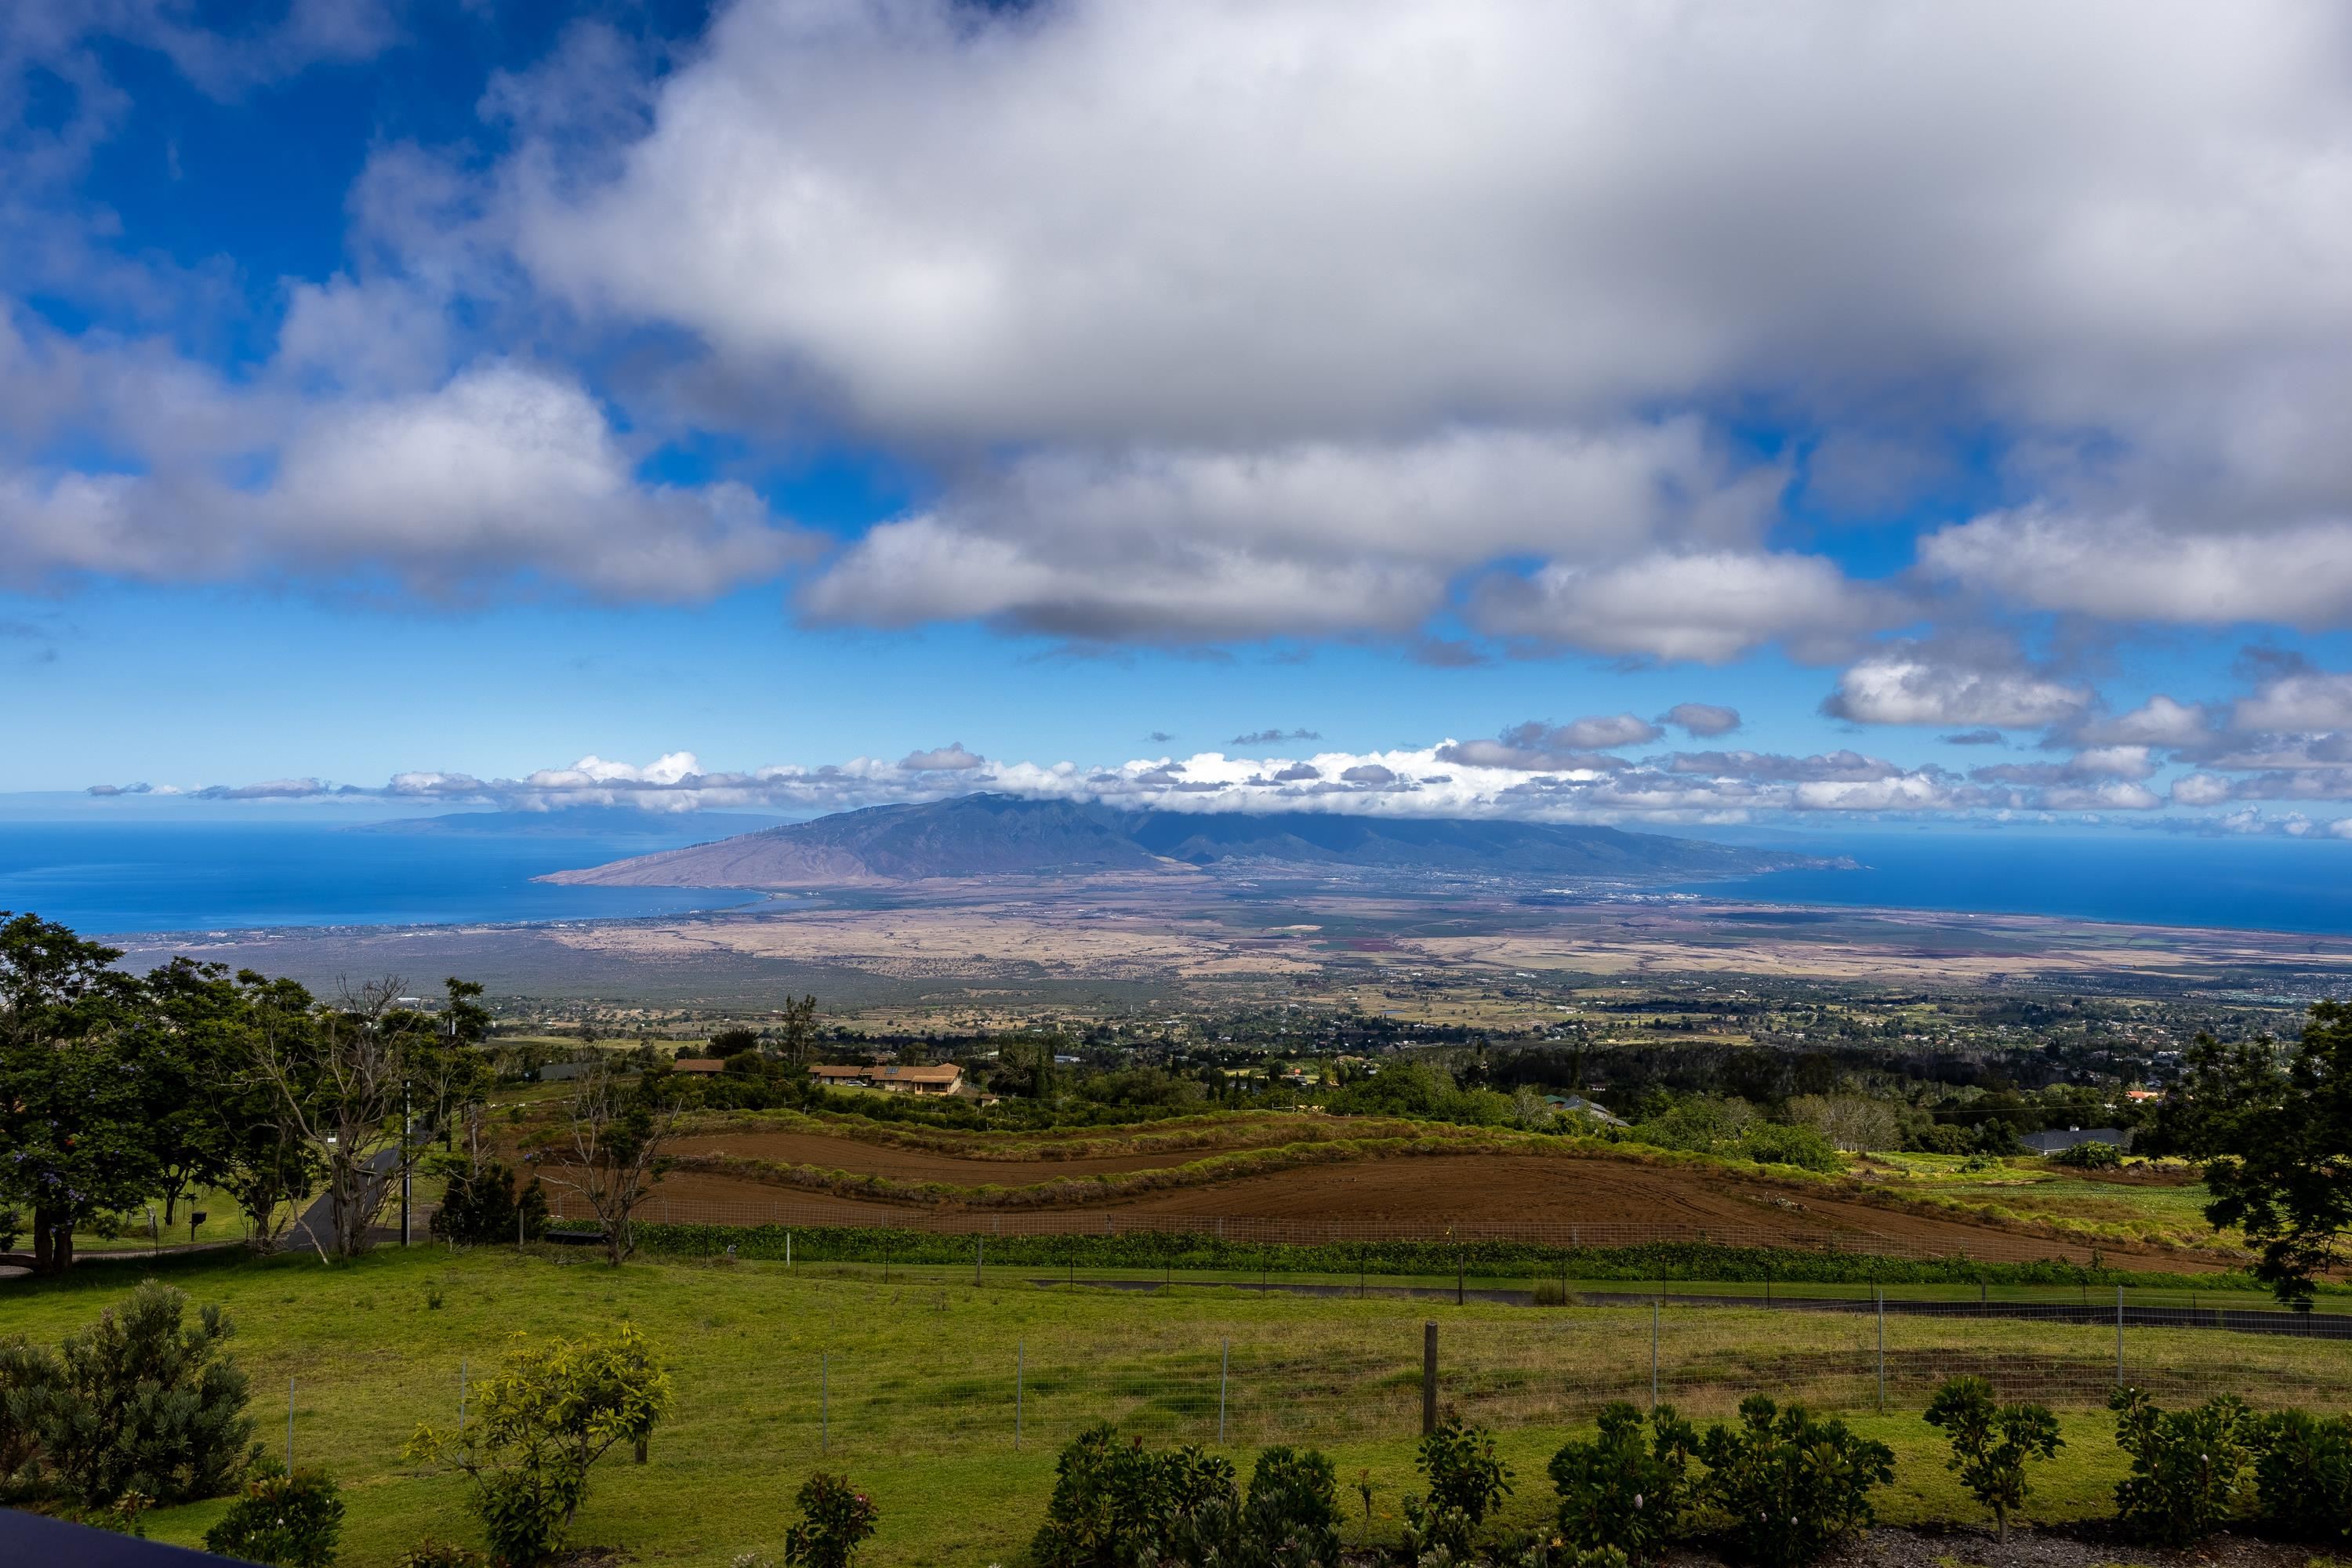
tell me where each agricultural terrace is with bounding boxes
[9,1243,2348,1568]
[532,1105,2248,1271]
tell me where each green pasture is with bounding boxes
[6,1243,2348,1566]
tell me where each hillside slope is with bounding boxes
[540,793,1819,887]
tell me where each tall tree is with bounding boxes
[539,1060,684,1265]
[254,976,430,1258]
[2158,1001,2352,1308]
[0,913,155,1272]
[218,971,325,1250]
[133,957,257,1229]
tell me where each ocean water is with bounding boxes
[5,820,2352,938]
[0,822,760,935]
[1693,831,2352,935]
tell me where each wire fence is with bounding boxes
[543,1189,2129,1264]
[483,1294,2352,1463]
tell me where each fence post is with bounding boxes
[977,1236,984,1287]
[1016,1339,1024,1451]
[2116,1284,2125,1385]
[786,1230,792,1269]
[1422,1322,1438,1436]
[1218,1340,1230,1444]
[1457,1247,1465,1307]
[1875,1289,1886,1414]
[821,1352,829,1454]
[1650,1298,1660,1412]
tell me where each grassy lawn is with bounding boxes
[1853,1155,2230,1250]
[6,1243,2347,1566]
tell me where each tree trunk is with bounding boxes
[32,1207,73,1272]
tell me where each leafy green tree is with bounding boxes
[2158,1002,2352,1307]
[707,1027,761,1059]
[404,1325,673,1566]
[0,913,156,1272]
[20,1280,256,1508]
[1922,1376,2063,1543]
[426,1154,547,1245]
[217,972,325,1249]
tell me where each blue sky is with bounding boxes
[10,2,2352,837]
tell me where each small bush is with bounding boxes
[398,1543,485,1568]
[427,1158,549,1246]
[1030,1428,1337,1568]
[1032,1425,1238,1568]
[2250,1409,2352,1546]
[2051,1141,2124,1170]
[1548,1403,1697,1564]
[783,1472,879,1568]
[204,1466,345,1566]
[2108,1387,2254,1545]
[23,1279,256,1508]
[1404,1414,1515,1559]
[1922,1376,2063,1544]
[1235,1446,1342,1568]
[403,1324,673,1566]
[0,1333,63,1493]
[1737,1123,1842,1173]
[1695,1396,1893,1568]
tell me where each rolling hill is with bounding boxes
[538,793,1824,887]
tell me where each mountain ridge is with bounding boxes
[536,793,1828,888]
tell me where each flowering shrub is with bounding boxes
[1694,1396,1892,1568]
[2109,1388,2254,1545]
[1548,1403,1697,1563]
[203,1466,345,1566]
[784,1472,880,1568]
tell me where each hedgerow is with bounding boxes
[586,1220,2284,1290]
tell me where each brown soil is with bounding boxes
[601,1143,2230,1273]
[666,1128,1220,1181]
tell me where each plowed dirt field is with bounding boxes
[602,1125,2232,1273]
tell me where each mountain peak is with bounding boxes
[538,792,1814,888]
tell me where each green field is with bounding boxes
[7,1243,2349,1566]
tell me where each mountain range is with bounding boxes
[537,793,1826,887]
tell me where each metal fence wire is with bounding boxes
[739,1298,2352,1461]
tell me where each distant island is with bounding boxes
[537,792,1835,888]
[350,807,789,838]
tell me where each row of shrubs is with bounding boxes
[1016,1378,2352,1568]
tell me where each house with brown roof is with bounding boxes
[809,1062,964,1095]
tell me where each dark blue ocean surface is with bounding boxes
[0,822,762,935]
[5,820,2351,938]
[1697,831,2352,935]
